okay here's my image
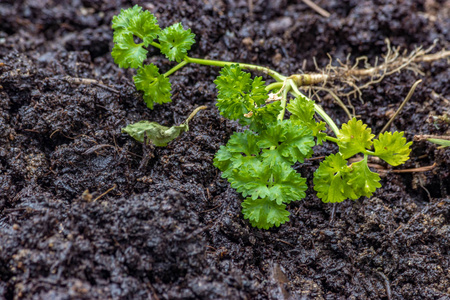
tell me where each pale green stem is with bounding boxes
[183,105,208,124]
[324,136,339,144]
[184,56,286,82]
[164,60,189,77]
[266,81,284,91]
[150,41,161,49]
[289,82,340,137]
[277,80,291,121]
[314,104,340,137]
[427,138,450,148]
[363,150,376,156]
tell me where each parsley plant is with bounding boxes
[112,5,412,229]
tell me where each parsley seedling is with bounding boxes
[112,5,412,229]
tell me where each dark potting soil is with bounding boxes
[0,0,449,299]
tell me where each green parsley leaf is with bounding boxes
[258,120,315,165]
[112,5,160,46]
[213,130,260,172]
[121,121,187,146]
[133,64,172,109]
[313,153,357,203]
[338,118,375,158]
[112,5,142,41]
[248,101,282,132]
[214,65,269,125]
[287,94,326,144]
[373,132,412,166]
[159,23,196,62]
[111,33,147,69]
[228,159,307,205]
[347,159,381,197]
[241,197,290,229]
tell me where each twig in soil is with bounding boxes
[184,225,212,241]
[302,0,330,18]
[376,271,392,300]
[275,239,295,247]
[348,157,437,174]
[147,282,160,300]
[199,204,222,213]
[247,0,253,19]
[82,144,116,155]
[305,156,326,161]
[329,203,337,225]
[378,162,436,174]
[93,184,117,201]
[63,76,120,94]
[378,79,422,135]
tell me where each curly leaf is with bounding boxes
[373,132,412,166]
[159,23,195,62]
[248,101,282,132]
[112,5,143,40]
[213,131,260,172]
[313,153,357,203]
[249,76,270,106]
[287,94,326,144]
[338,118,375,158]
[121,121,187,146]
[258,120,315,165]
[133,64,172,109]
[347,159,381,197]
[214,65,269,124]
[111,33,147,69]
[228,159,307,205]
[241,197,290,229]
[112,5,160,45]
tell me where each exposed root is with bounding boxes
[289,39,449,115]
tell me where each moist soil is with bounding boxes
[1,0,449,299]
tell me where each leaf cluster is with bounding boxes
[213,68,326,229]
[111,5,195,109]
[214,123,314,229]
[111,6,414,230]
[313,118,412,203]
[214,65,281,132]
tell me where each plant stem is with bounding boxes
[314,104,340,137]
[324,136,339,143]
[289,82,340,136]
[164,60,189,77]
[150,41,161,49]
[184,106,208,124]
[184,56,286,82]
[363,150,376,156]
[277,80,291,121]
[162,54,341,137]
[266,81,284,91]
